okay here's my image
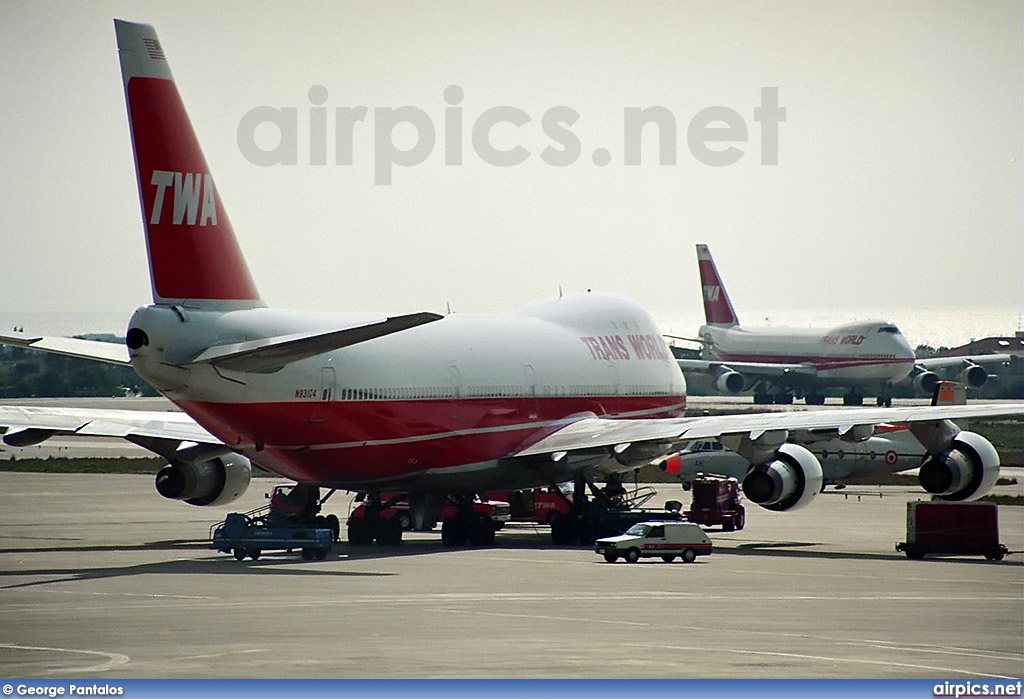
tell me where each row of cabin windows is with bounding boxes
[334,384,677,401]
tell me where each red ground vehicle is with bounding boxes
[486,486,573,524]
[896,501,1008,561]
[683,474,745,531]
[348,492,511,545]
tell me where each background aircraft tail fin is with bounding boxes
[696,244,738,326]
[115,20,263,309]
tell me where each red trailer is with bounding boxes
[684,474,745,531]
[486,487,573,524]
[896,501,1008,561]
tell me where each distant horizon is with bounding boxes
[2,304,1020,351]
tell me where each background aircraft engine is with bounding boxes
[912,369,939,395]
[154,453,252,506]
[714,370,745,394]
[741,443,823,512]
[918,431,1000,502]
[958,364,988,388]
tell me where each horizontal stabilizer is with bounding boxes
[187,312,444,373]
[0,332,130,365]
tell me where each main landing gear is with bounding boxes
[440,508,498,546]
[347,492,404,546]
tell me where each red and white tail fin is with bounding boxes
[115,20,263,309]
[695,244,738,327]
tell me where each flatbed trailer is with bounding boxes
[212,512,334,561]
[211,484,337,561]
[896,501,1008,561]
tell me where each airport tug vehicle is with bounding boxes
[595,520,712,563]
[212,484,338,561]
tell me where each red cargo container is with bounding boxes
[896,501,1008,561]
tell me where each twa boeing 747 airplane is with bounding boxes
[0,21,1020,546]
[676,244,1009,407]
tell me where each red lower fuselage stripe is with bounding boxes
[176,395,686,484]
[712,353,913,372]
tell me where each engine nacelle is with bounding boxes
[918,431,1000,502]
[912,369,939,395]
[613,441,671,468]
[958,364,988,388]
[742,443,823,512]
[154,453,252,506]
[715,370,745,395]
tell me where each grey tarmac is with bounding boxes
[1,471,1020,679]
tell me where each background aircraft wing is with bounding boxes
[0,406,228,461]
[907,353,1018,393]
[0,331,130,365]
[677,358,817,379]
[512,403,1022,460]
[915,354,1014,372]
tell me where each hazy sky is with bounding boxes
[2,1,1021,344]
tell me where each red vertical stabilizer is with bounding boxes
[116,20,262,307]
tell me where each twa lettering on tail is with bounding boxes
[696,245,738,327]
[149,171,218,226]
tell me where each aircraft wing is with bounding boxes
[677,357,817,379]
[0,406,227,461]
[907,353,1018,392]
[0,331,130,365]
[186,312,443,373]
[915,354,1015,372]
[513,402,1022,460]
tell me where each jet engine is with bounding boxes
[154,453,252,506]
[741,443,823,512]
[714,370,745,395]
[958,363,988,388]
[912,369,939,395]
[918,431,1000,502]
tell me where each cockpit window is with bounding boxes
[877,324,901,334]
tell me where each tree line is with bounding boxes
[0,335,159,398]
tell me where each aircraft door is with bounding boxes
[524,364,538,420]
[311,366,336,423]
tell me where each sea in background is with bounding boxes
[1,305,1022,351]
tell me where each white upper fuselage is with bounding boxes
[700,319,915,387]
[127,292,686,490]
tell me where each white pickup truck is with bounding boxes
[595,521,712,563]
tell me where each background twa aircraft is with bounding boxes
[676,244,1009,407]
[0,21,1019,546]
